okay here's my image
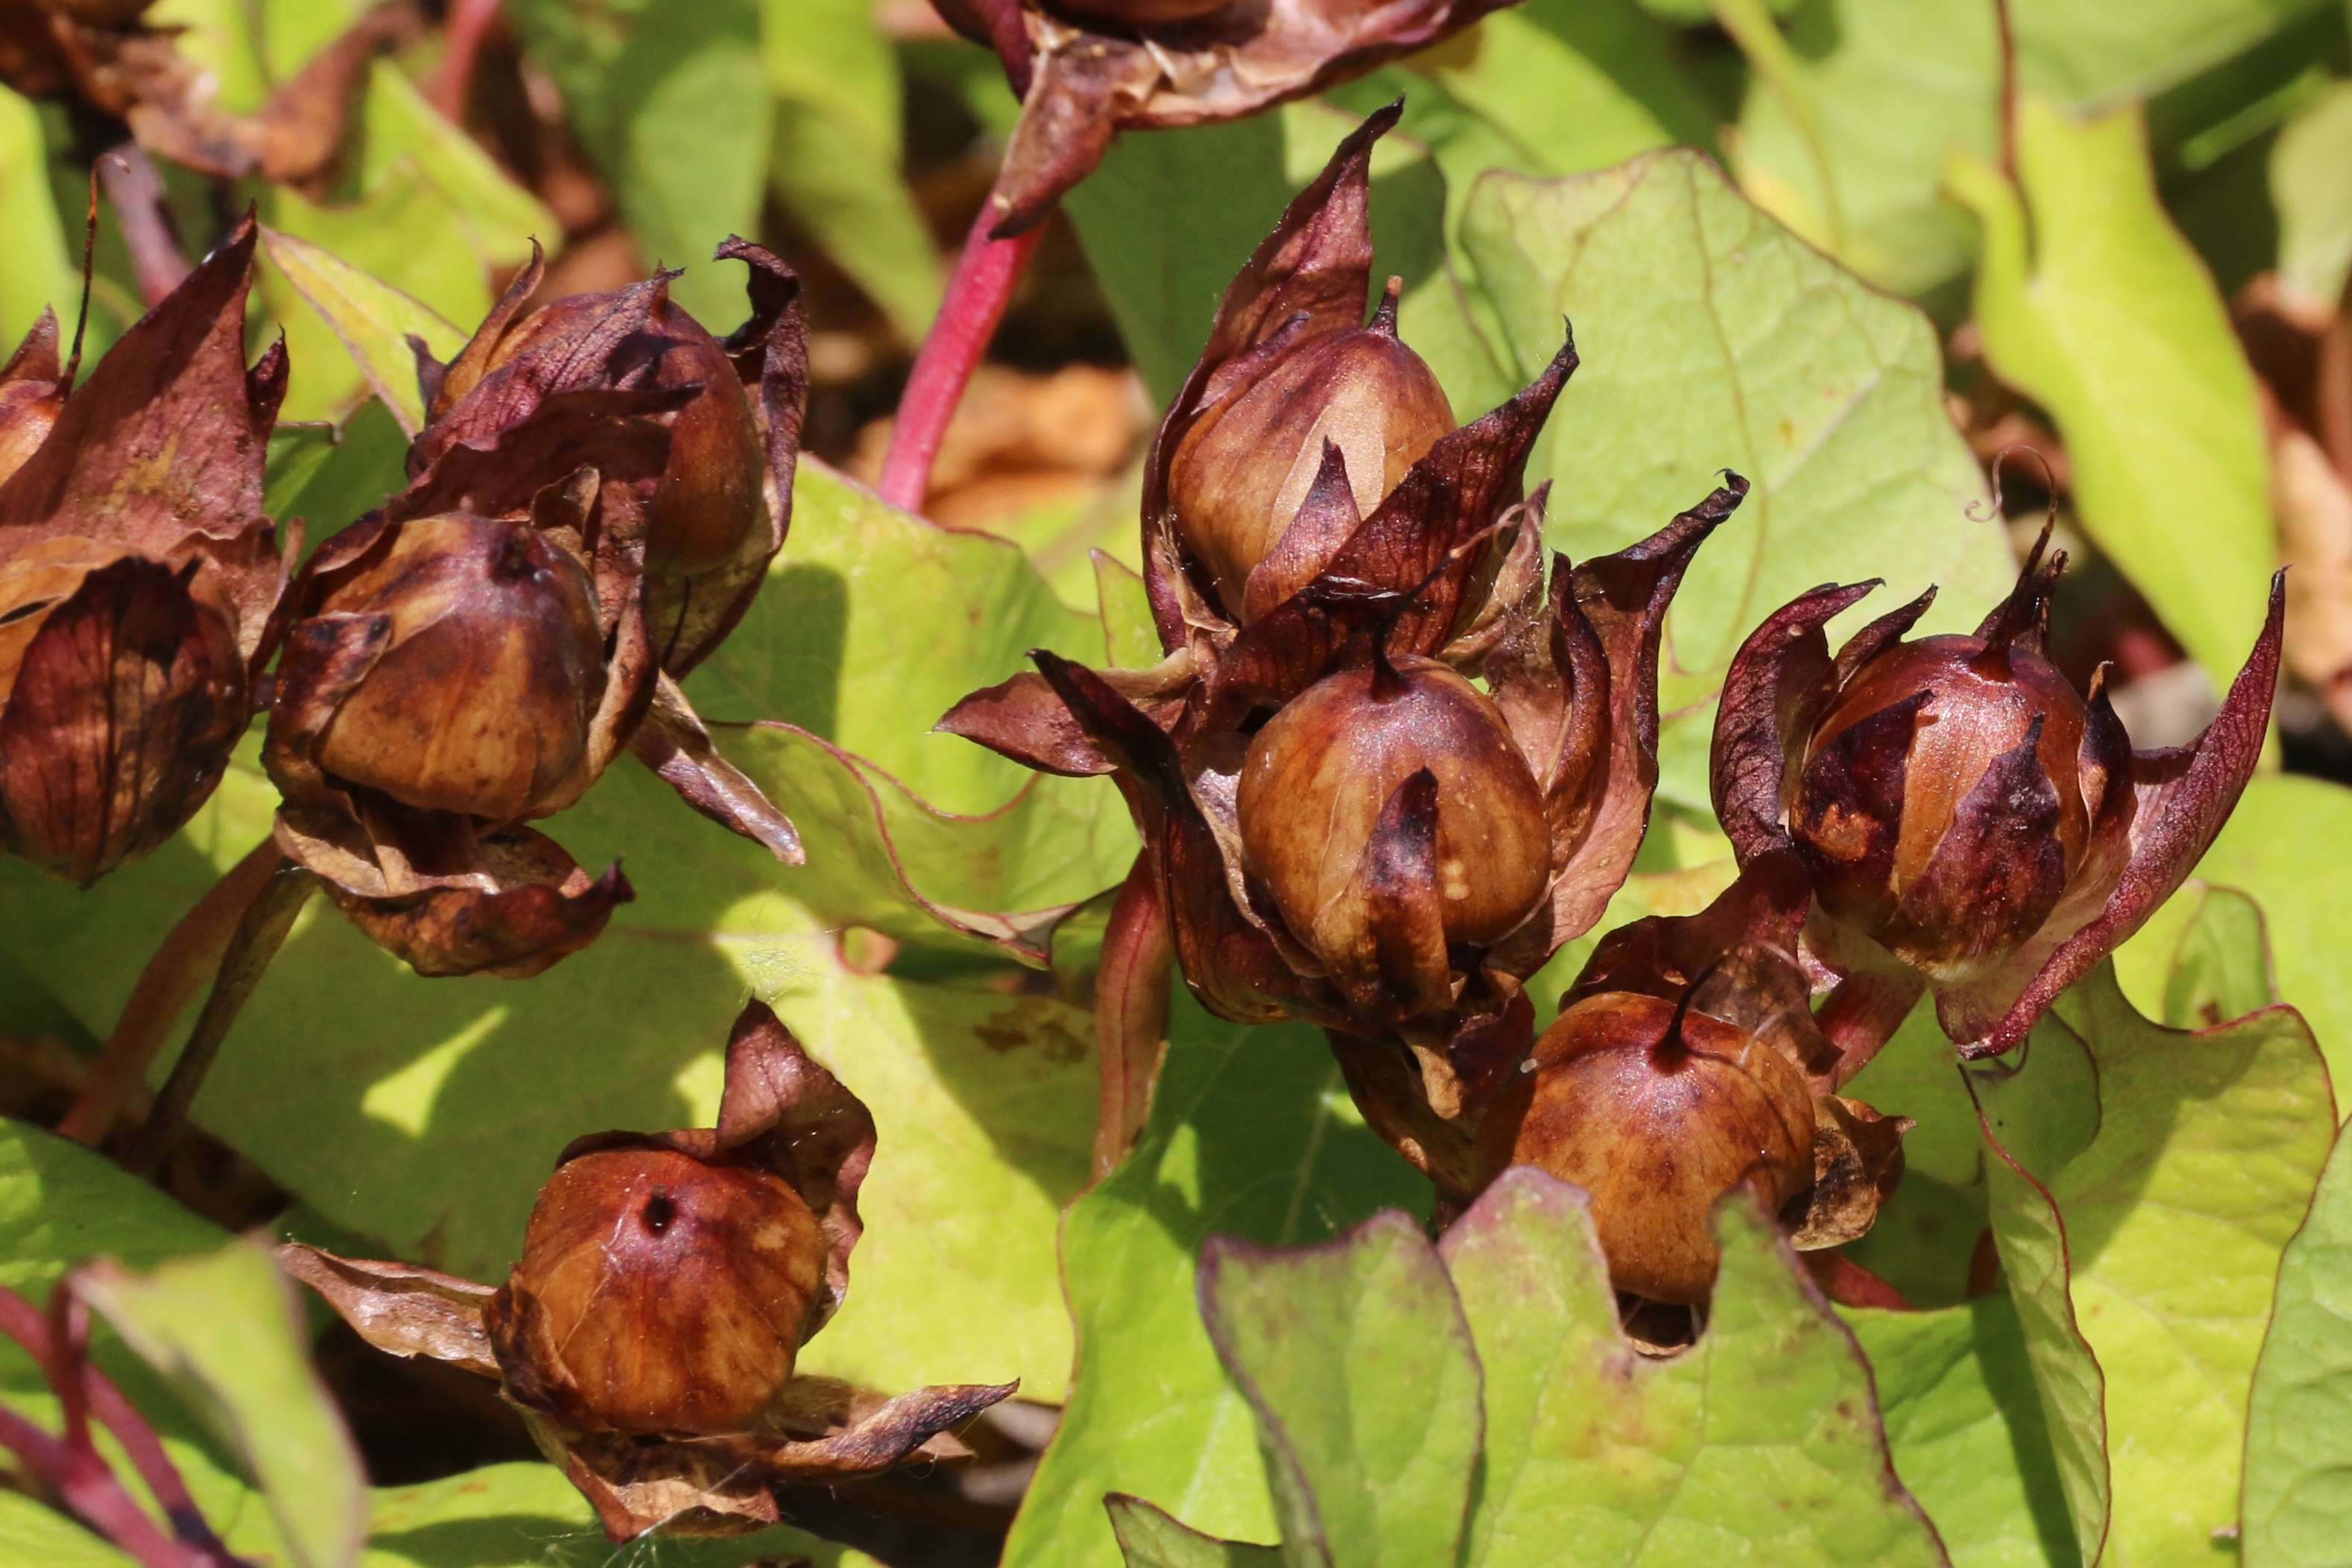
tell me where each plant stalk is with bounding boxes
[60,839,287,1148]
[139,859,315,1175]
[877,199,1045,512]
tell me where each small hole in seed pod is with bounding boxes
[640,1189,676,1235]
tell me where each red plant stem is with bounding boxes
[140,859,314,1175]
[0,1286,220,1568]
[1092,851,1173,1181]
[95,145,190,308]
[0,1287,221,1554]
[877,201,1044,512]
[429,0,505,122]
[59,838,285,1148]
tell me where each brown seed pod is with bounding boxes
[1495,990,1815,1304]
[1047,0,1232,25]
[1239,656,1549,1006]
[300,515,609,825]
[1714,524,2288,1058]
[488,1147,825,1435]
[1167,293,1454,623]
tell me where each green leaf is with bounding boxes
[1439,1172,1945,1568]
[504,0,770,325]
[261,160,495,426]
[1105,1496,1281,1568]
[2012,0,2333,107]
[264,401,413,548]
[1002,990,1433,1568]
[77,1240,369,1568]
[1971,962,2338,1567]
[761,0,940,342]
[358,62,556,274]
[2272,80,2352,311]
[0,82,71,350]
[1063,115,1297,407]
[1944,95,2274,682]
[2242,1119,2352,1567]
[2111,880,2275,1032]
[1457,146,2016,785]
[259,226,466,437]
[0,1121,226,1298]
[2187,774,2352,1099]
[1845,1298,2080,1568]
[0,1492,134,1567]
[688,460,1125,818]
[363,1461,880,1567]
[1839,1001,1989,1309]
[1199,1211,1481,1568]
[716,723,1135,959]
[1728,0,2000,296]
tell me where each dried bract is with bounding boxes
[931,0,1516,234]
[282,1000,1012,1541]
[1711,527,2286,1061]
[0,222,291,885]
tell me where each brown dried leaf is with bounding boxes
[275,1242,498,1377]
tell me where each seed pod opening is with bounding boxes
[1167,302,1454,622]
[1495,990,1816,1304]
[304,515,607,824]
[1790,631,2116,980]
[489,1146,826,1435]
[1239,656,1549,978]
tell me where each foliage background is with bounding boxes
[1,0,2351,1564]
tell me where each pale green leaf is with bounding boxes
[1458,147,2015,757]
[77,1240,369,1568]
[2188,774,2352,1098]
[2242,1119,2352,1567]
[0,83,71,350]
[1846,1299,2079,1568]
[504,0,770,325]
[1001,990,1432,1568]
[261,160,492,426]
[1439,1172,1946,1568]
[1840,1001,1988,1309]
[1728,0,2000,296]
[0,1491,136,1567]
[1106,1495,1281,1568]
[2012,0,2332,107]
[761,0,941,341]
[1199,1210,1482,1568]
[2272,80,2352,311]
[1944,95,2275,682]
[259,226,466,436]
[264,401,413,547]
[358,63,557,273]
[1971,962,2338,1567]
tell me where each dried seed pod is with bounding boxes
[282,1001,1012,1542]
[1051,0,1231,22]
[0,223,291,886]
[1714,526,2288,1058]
[489,1147,825,1435]
[1238,656,1548,1008]
[1167,292,1454,622]
[1496,989,1816,1304]
[298,515,608,825]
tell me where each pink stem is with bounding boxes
[60,837,285,1148]
[1092,851,1173,1181]
[95,146,189,308]
[0,1285,223,1567]
[429,0,505,122]
[877,201,1044,512]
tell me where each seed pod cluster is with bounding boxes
[0,222,291,888]
[944,111,1746,1199]
[282,1000,1013,1541]
[264,241,810,978]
